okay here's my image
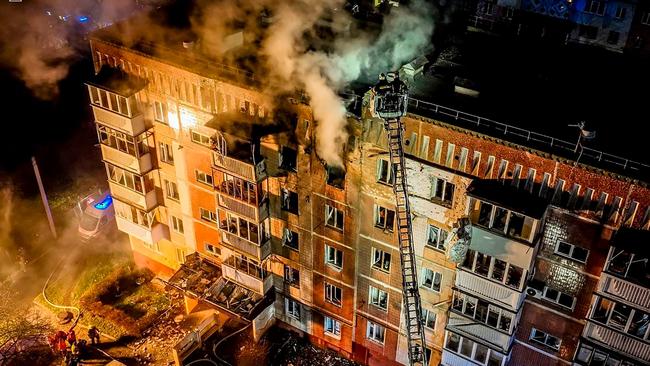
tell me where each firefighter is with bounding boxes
[67,329,77,346]
[87,326,100,345]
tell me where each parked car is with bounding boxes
[78,191,115,241]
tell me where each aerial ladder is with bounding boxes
[371,72,427,366]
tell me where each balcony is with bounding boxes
[217,194,269,222]
[221,256,273,295]
[100,144,152,174]
[221,231,272,261]
[115,216,169,245]
[469,225,536,269]
[108,181,157,211]
[441,351,482,366]
[446,312,512,353]
[599,273,650,310]
[583,321,650,362]
[456,270,524,311]
[212,151,267,182]
[92,105,145,136]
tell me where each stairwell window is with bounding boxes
[159,142,174,164]
[284,265,300,288]
[369,286,388,311]
[285,298,301,320]
[445,143,455,168]
[427,224,448,251]
[324,316,341,338]
[374,205,395,231]
[421,308,436,330]
[325,204,344,231]
[366,321,385,344]
[325,245,343,270]
[325,282,342,307]
[433,139,443,163]
[195,170,213,187]
[421,268,442,292]
[153,101,166,123]
[524,168,536,193]
[539,173,551,198]
[376,159,394,185]
[530,328,561,351]
[431,177,455,207]
[555,241,589,263]
[371,247,391,272]
[282,228,299,251]
[419,135,430,159]
[165,180,179,201]
[171,216,184,234]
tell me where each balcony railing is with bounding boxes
[212,151,267,182]
[217,194,269,222]
[446,312,513,353]
[599,273,650,310]
[222,256,273,295]
[92,105,145,136]
[441,350,483,366]
[221,231,272,261]
[108,182,158,211]
[455,270,524,311]
[100,144,152,174]
[584,321,650,362]
[115,216,169,245]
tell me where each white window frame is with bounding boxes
[195,170,213,186]
[325,244,343,270]
[422,308,436,330]
[325,282,342,307]
[376,159,394,185]
[530,328,561,351]
[420,135,430,159]
[445,143,455,167]
[325,204,344,231]
[374,204,395,231]
[324,316,341,339]
[366,321,385,344]
[371,247,391,272]
[462,249,525,290]
[159,142,174,164]
[165,179,180,200]
[369,285,388,311]
[431,177,455,206]
[205,243,220,256]
[171,215,184,234]
[584,0,605,16]
[433,139,443,163]
[190,130,211,146]
[421,268,442,292]
[199,207,217,223]
[285,298,301,320]
[426,224,447,251]
[153,100,165,123]
[284,265,300,288]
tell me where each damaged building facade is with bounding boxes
[86,9,650,366]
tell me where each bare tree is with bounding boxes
[0,282,53,366]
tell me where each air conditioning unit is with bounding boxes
[526,287,543,299]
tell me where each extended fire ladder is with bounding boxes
[372,73,427,366]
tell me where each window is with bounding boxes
[422,308,436,329]
[462,249,524,290]
[369,286,388,311]
[97,125,148,157]
[427,224,448,251]
[376,159,394,185]
[615,5,626,19]
[433,140,443,163]
[285,298,300,320]
[284,265,300,287]
[555,241,589,263]
[371,247,391,272]
[595,192,609,215]
[325,282,342,306]
[159,142,174,164]
[195,170,213,186]
[568,183,581,208]
[458,147,469,172]
[106,164,152,194]
[325,204,344,230]
[215,172,258,204]
[530,328,561,351]
[282,228,299,250]
[623,201,639,227]
[445,143,455,167]
[176,248,186,263]
[326,165,345,189]
[324,316,341,338]
[281,189,299,214]
[584,0,605,15]
[470,200,535,241]
[579,25,598,39]
[431,177,455,206]
[279,146,297,171]
[165,180,179,200]
[171,216,184,234]
[642,12,650,25]
[205,243,220,256]
[374,205,395,231]
[421,268,442,292]
[542,286,576,309]
[153,101,165,122]
[217,211,265,244]
[366,321,385,343]
[591,297,650,341]
[190,130,211,146]
[608,31,620,45]
[200,208,217,223]
[325,245,343,269]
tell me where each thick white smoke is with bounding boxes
[261,0,435,167]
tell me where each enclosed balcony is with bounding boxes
[446,310,513,353]
[213,171,269,222]
[583,321,650,362]
[105,163,158,211]
[455,269,525,311]
[217,210,271,261]
[87,67,147,136]
[113,198,169,245]
[97,124,153,174]
[221,256,273,295]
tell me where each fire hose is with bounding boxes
[41,258,81,330]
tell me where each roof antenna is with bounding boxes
[568,121,596,163]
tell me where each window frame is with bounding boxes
[371,247,391,272]
[284,265,300,288]
[171,215,184,234]
[376,159,394,185]
[421,268,442,292]
[366,321,385,344]
[325,244,343,270]
[374,204,395,232]
[324,316,342,339]
[529,328,561,351]
[282,228,299,251]
[426,224,448,251]
[431,177,455,207]
[195,169,214,187]
[369,285,389,311]
[285,298,301,320]
[554,241,590,263]
[325,204,344,231]
[325,282,342,307]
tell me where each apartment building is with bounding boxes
[86,5,650,366]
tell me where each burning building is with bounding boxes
[85,2,650,365]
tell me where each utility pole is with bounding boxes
[32,157,57,239]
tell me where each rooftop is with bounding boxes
[167,253,222,298]
[86,66,147,97]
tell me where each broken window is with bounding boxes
[371,247,391,272]
[284,265,300,288]
[325,204,344,231]
[374,205,395,231]
[282,228,299,250]
[326,165,345,189]
[325,245,343,269]
[369,286,388,311]
[325,282,342,306]
[281,189,299,214]
[279,146,297,171]
[376,159,393,185]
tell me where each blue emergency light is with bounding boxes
[94,195,112,210]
